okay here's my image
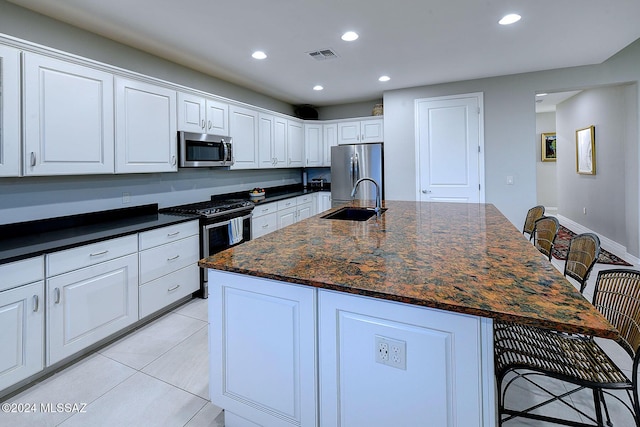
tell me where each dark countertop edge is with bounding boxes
[0,211,199,265]
[198,264,619,340]
[213,184,330,206]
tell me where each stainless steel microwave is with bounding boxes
[178,131,233,167]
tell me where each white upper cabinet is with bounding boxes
[23,52,115,175]
[304,123,323,167]
[0,45,20,177]
[258,113,275,168]
[273,116,288,168]
[287,120,304,167]
[258,113,288,169]
[205,99,229,136]
[177,92,205,133]
[337,118,383,145]
[229,105,259,169]
[323,123,338,166]
[115,77,177,173]
[177,92,229,136]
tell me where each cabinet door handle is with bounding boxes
[262,224,269,228]
[33,295,39,312]
[167,231,180,237]
[171,155,177,166]
[54,288,61,304]
[90,250,109,257]
[167,254,180,261]
[201,119,205,130]
[208,120,212,130]
[168,284,180,292]
[30,152,36,167]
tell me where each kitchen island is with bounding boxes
[199,201,616,427]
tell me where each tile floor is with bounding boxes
[1,257,638,427]
[1,298,223,427]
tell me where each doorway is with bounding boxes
[415,93,485,203]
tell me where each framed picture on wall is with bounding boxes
[576,125,596,175]
[541,132,556,162]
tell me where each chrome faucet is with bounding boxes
[351,177,382,217]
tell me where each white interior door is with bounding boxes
[416,94,484,203]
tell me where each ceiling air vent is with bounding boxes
[307,48,339,61]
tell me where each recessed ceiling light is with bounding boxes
[498,13,521,25]
[341,31,359,42]
[378,75,390,82]
[313,85,324,91]
[251,51,267,60]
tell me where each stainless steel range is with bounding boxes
[163,198,254,298]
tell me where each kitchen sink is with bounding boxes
[321,207,387,221]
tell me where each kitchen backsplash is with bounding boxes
[0,168,301,225]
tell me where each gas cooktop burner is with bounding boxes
[165,199,254,219]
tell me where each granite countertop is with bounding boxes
[199,200,617,339]
[0,204,199,264]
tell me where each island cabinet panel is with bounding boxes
[318,290,495,427]
[209,271,317,427]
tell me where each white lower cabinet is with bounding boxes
[317,191,331,214]
[318,290,495,427]
[252,194,316,239]
[209,271,317,427]
[138,221,200,319]
[0,257,45,391]
[252,202,278,239]
[209,274,495,427]
[45,234,139,366]
[46,253,138,366]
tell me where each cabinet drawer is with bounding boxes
[252,212,278,239]
[138,264,199,319]
[297,194,313,205]
[139,234,199,284]
[252,202,278,218]
[139,220,198,250]
[0,256,44,292]
[47,235,138,277]
[277,198,296,210]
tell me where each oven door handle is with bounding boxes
[202,212,253,232]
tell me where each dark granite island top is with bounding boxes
[199,200,617,339]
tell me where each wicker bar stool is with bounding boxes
[494,269,640,427]
[523,205,545,241]
[533,216,560,261]
[564,233,601,293]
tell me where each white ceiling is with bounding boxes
[7,0,640,107]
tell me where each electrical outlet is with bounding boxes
[375,335,406,370]
[122,192,131,204]
[376,339,389,362]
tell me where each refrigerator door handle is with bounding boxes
[353,152,360,183]
[350,155,355,187]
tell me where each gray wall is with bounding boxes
[0,1,305,225]
[375,38,640,257]
[0,0,294,115]
[556,84,639,256]
[536,112,557,211]
[317,99,383,120]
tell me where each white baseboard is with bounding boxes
[556,215,639,266]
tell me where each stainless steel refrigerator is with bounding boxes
[331,143,383,207]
